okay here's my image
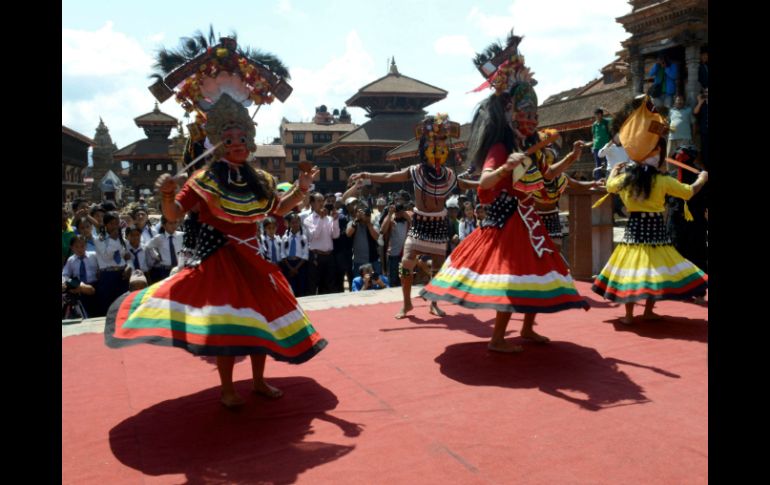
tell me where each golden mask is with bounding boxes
[425,139,449,166]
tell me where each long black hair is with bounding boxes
[99,211,127,248]
[618,136,668,200]
[465,94,517,173]
[283,213,306,250]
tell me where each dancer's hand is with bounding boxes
[503,152,527,172]
[298,166,319,192]
[155,173,177,195]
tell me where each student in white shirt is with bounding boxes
[146,216,184,283]
[259,217,283,265]
[124,225,153,276]
[90,205,106,239]
[458,202,477,241]
[73,215,97,252]
[280,213,309,296]
[132,207,157,246]
[92,212,130,316]
[62,235,100,318]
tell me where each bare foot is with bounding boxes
[428,303,446,317]
[253,380,283,399]
[520,329,550,343]
[488,341,524,353]
[619,316,634,325]
[220,391,246,408]
[642,312,663,321]
[395,302,414,319]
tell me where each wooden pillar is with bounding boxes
[629,55,645,97]
[566,185,614,280]
[684,44,701,107]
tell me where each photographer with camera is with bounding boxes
[303,192,340,295]
[349,114,478,319]
[380,201,411,287]
[351,263,389,292]
[62,235,99,319]
[345,204,381,277]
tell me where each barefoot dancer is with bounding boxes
[591,98,708,324]
[419,31,589,353]
[105,31,326,408]
[350,114,478,319]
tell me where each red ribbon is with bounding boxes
[467,60,512,94]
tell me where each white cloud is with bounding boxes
[62,21,154,77]
[467,1,631,102]
[276,0,292,13]
[253,30,377,141]
[428,71,489,126]
[62,25,379,148]
[468,6,516,38]
[434,35,475,57]
[62,86,188,150]
[62,23,185,148]
[290,30,376,100]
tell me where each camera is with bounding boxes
[371,272,380,280]
[65,277,81,290]
[324,203,335,212]
[62,277,85,319]
[395,203,405,213]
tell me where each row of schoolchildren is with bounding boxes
[62,210,184,319]
[259,207,413,295]
[257,213,311,297]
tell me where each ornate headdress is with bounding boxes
[149,26,292,114]
[416,113,461,169]
[148,26,293,161]
[616,96,668,164]
[471,30,537,104]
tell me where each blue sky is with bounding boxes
[63,0,632,152]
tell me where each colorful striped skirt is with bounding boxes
[105,241,327,363]
[591,212,707,302]
[420,194,589,313]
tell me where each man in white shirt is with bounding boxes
[303,192,340,294]
[666,95,695,172]
[298,190,313,225]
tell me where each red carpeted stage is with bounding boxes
[62,281,708,484]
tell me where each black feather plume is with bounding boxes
[472,29,522,69]
[238,47,291,80]
[151,25,290,81]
